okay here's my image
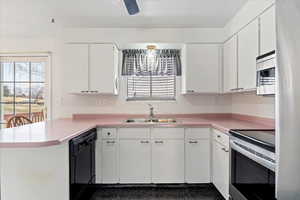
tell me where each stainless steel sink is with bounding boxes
[125,118,177,124]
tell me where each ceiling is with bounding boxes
[1,0,248,28]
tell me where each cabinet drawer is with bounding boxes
[213,129,229,148]
[185,128,210,139]
[151,128,184,139]
[101,128,117,139]
[119,128,150,139]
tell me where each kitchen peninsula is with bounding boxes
[0,114,274,200]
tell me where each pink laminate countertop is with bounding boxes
[0,114,275,148]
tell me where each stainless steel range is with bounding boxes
[229,129,276,200]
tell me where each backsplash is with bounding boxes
[231,92,275,119]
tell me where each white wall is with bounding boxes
[223,0,275,41]
[61,77,232,117]
[230,92,275,118]
[59,28,232,117]
[0,1,277,119]
[1,27,234,118]
[63,28,225,44]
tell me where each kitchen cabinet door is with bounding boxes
[213,140,229,200]
[64,44,89,94]
[185,139,210,183]
[238,20,259,90]
[119,139,151,183]
[223,36,238,93]
[102,139,118,183]
[152,139,184,183]
[90,44,119,95]
[260,6,276,55]
[184,44,221,94]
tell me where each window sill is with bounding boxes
[126,97,176,102]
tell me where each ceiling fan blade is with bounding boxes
[123,0,140,15]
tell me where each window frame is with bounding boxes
[123,49,180,102]
[0,53,52,127]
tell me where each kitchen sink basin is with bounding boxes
[125,118,177,124]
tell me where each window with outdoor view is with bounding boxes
[122,49,182,101]
[0,56,47,128]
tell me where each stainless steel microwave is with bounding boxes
[256,50,276,96]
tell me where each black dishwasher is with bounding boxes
[69,128,97,200]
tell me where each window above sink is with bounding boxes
[122,47,182,101]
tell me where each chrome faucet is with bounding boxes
[148,104,155,119]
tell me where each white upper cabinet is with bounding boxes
[90,44,119,94]
[183,44,221,94]
[222,4,275,94]
[223,36,238,93]
[260,6,276,55]
[65,43,119,95]
[64,44,89,94]
[238,19,259,90]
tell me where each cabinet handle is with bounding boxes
[115,77,118,91]
[140,141,149,144]
[107,132,111,136]
[217,135,221,138]
[230,88,244,91]
[155,141,164,144]
[222,147,229,152]
[106,141,115,144]
[189,141,198,144]
[187,90,195,93]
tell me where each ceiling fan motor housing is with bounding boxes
[123,0,140,15]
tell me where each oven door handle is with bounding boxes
[230,140,276,172]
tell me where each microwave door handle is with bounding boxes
[230,140,276,172]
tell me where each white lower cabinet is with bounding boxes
[185,128,211,183]
[152,139,185,183]
[185,139,210,183]
[101,139,119,183]
[119,139,151,183]
[97,127,229,188]
[212,130,229,200]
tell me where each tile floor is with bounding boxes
[90,184,225,200]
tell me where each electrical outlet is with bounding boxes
[96,99,103,106]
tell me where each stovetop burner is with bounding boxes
[229,129,275,152]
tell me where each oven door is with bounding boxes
[229,139,276,200]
